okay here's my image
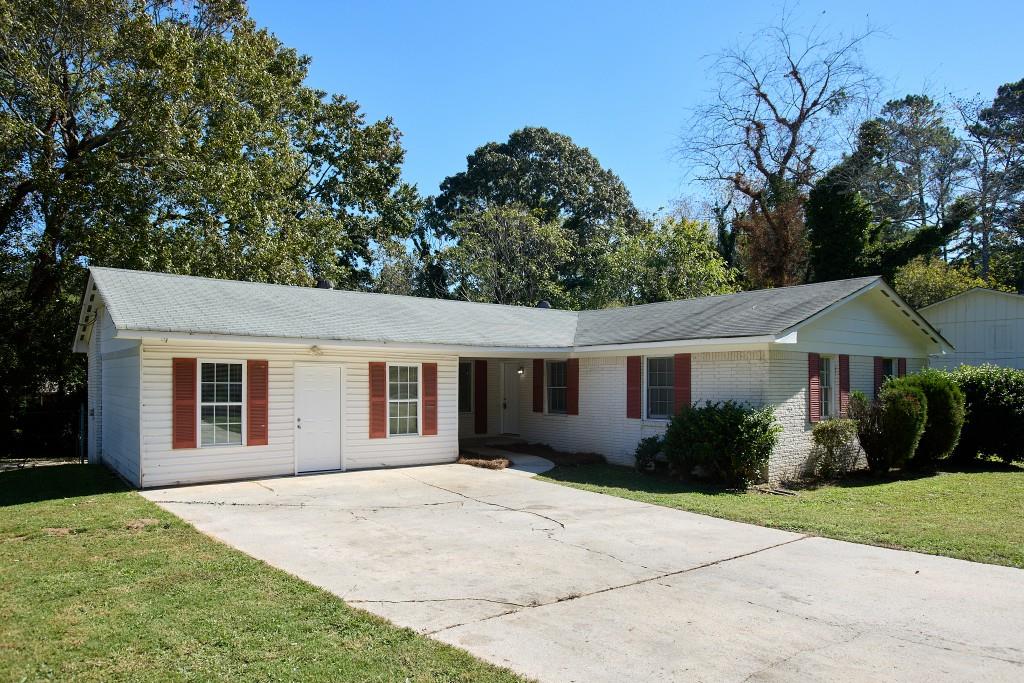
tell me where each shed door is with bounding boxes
[294,365,343,473]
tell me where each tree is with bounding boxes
[597,218,738,306]
[805,163,873,281]
[431,127,645,307]
[442,205,573,307]
[892,257,992,309]
[955,80,1024,283]
[682,17,876,286]
[853,96,968,238]
[0,0,416,449]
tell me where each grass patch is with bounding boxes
[539,462,1024,568]
[0,464,526,682]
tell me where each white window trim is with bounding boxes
[386,362,422,438]
[545,360,568,415]
[819,355,836,419]
[643,356,675,422]
[197,358,247,448]
[458,360,473,414]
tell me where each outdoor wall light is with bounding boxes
[517,366,524,375]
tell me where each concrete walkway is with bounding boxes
[142,465,1024,682]
[463,445,555,476]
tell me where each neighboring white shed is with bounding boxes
[920,288,1024,370]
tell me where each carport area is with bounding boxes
[143,465,1024,682]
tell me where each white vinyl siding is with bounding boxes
[921,289,1024,370]
[139,343,459,487]
[92,309,142,486]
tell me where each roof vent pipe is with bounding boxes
[536,300,551,309]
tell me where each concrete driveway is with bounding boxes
[142,465,1024,682]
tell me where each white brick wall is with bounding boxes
[496,350,920,483]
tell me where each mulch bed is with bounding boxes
[457,455,510,470]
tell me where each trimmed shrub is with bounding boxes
[809,418,860,479]
[879,380,928,469]
[849,385,927,474]
[949,365,1024,463]
[900,369,965,468]
[634,435,663,473]
[664,401,781,487]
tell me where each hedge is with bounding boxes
[948,365,1024,463]
[849,384,927,474]
[899,370,966,468]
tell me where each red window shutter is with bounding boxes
[474,360,487,434]
[368,362,387,439]
[898,358,907,377]
[533,359,544,412]
[873,356,884,397]
[566,358,579,415]
[172,358,197,449]
[247,360,269,446]
[673,353,691,415]
[422,363,438,436]
[838,354,850,417]
[626,356,641,419]
[808,353,821,424]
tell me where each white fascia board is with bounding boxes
[117,329,779,357]
[72,272,99,354]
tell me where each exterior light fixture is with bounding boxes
[517,366,524,375]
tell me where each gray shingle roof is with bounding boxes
[88,267,880,349]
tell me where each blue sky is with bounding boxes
[248,0,1023,214]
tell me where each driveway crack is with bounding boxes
[427,534,810,636]
[350,597,527,608]
[401,473,565,529]
[741,629,866,681]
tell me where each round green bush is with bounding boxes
[664,401,781,487]
[949,365,1024,463]
[849,384,927,474]
[634,435,663,473]
[900,369,966,468]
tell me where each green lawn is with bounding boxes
[540,463,1024,568]
[0,465,525,683]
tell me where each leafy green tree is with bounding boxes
[442,205,573,307]
[0,0,416,449]
[431,127,645,307]
[598,218,737,306]
[956,79,1024,285]
[806,164,874,281]
[892,257,999,309]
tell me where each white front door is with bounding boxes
[294,365,343,473]
[501,362,520,435]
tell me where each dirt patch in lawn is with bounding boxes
[457,455,510,470]
[498,442,605,467]
[126,518,162,531]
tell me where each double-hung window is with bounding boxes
[881,358,896,380]
[819,356,834,418]
[547,361,567,414]
[458,361,473,413]
[388,364,419,435]
[646,357,675,419]
[200,362,243,446]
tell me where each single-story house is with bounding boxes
[919,288,1024,370]
[74,267,951,488]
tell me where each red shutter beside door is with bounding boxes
[898,358,907,377]
[838,354,850,417]
[474,360,487,434]
[172,358,197,449]
[673,353,691,415]
[808,353,821,424]
[533,359,544,412]
[873,356,884,397]
[626,356,641,419]
[566,358,579,415]
[368,362,387,439]
[247,360,269,446]
[422,363,438,436]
